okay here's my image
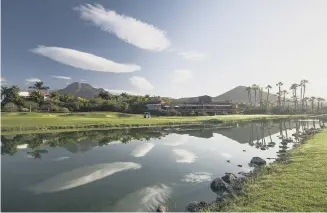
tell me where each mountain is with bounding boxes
[213,86,278,104]
[174,86,278,104]
[57,82,106,99]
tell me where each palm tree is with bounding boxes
[276,82,283,108]
[259,87,264,107]
[286,99,291,109]
[290,83,299,109]
[252,84,259,106]
[303,97,309,110]
[301,79,309,108]
[265,85,272,108]
[321,98,325,110]
[245,86,252,106]
[310,96,316,112]
[317,97,325,111]
[282,90,288,107]
[29,81,50,92]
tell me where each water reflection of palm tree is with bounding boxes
[278,121,284,139]
[283,121,288,138]
[248,123,254,146]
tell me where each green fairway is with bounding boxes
[205,129,327,212]
[1,112,310,134]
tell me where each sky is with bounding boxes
[1,0,327,98]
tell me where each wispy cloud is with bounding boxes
[130,76,154,91]
[31,45,141,73]
[172,69,193,83]
[75,4,170,51]
[178,51,207,61]
[25,78,41,83]
[51,75,71,80]
[1,77,7,82]
[80,79,87,82]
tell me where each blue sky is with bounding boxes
[2,0,327,98]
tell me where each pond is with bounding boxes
[1,119,325,212]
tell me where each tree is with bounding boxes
[310,96,316,112]
[28,81,50,92]
[276,82,283,108]
[50,91,60,100]
[98,91,111,100]
[282,90,288,108]
[30,90,44,104]
[317,97,325,111]
[303,97,309,110]
[28,81,50,104]
[265,85,272,108]
[290,83,299,109]
[245,86,252,106]
[1,86,20,106]
[23,101,39,112]
[300,79,309,108]
[252,84,259,106]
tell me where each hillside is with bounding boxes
[57,82,106,99]
[174,86,278,104]
[213,86,278,104]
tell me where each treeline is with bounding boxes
[243,79,326,114]
[1,81,174,114]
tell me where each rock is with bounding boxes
[243,150,246,152]
[250,157,266,166]
[226,160,230,163]
[237,164,243,167]
[156,205,168,212]
[260,147,266,150]
[237,171,250,177]
[221,173,236,184]
[185,201,208,212]
[210,178,229,193]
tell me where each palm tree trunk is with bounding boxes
[266,89,269,108]
[300,86,303,109]
[278,86,281,108]
[254,90,257,106]
[303,85,306,106]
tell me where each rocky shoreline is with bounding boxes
[183,126,325,212]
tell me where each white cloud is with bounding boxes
[172,69,193,83]
[130,76,154,91]
[31,45,141,73]
[75,4,170,51]
[52,75,71,80]
[1,77,6,82]
[80,79,87,82]
[178,51,207,60]
[25,78,41,83]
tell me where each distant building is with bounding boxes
[145,97,237,115]
[145,100,166,110]
[18,91,50,100]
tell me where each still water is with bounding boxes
[1,119,324,212]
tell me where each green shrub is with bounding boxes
[59,107,70,113]
[3,103,18,112]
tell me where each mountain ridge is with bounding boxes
[56,82,278,104]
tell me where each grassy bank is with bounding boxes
[1,112,310,135]
[205,129,327,212]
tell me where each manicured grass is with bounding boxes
[1,112,309,134]
[205,129,327,212]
